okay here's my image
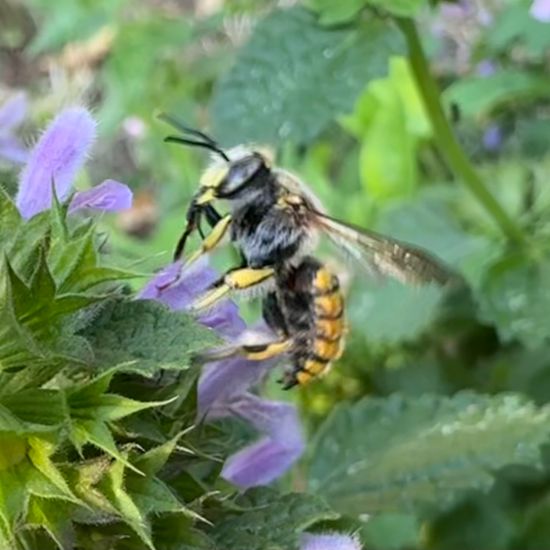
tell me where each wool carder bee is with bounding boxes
[161,115,455,388]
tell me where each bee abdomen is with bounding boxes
[285,264,346,388]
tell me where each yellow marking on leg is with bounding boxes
[225,267,274,288]
[185,214,232,266]
[242,340,291,361]
[191,267,275,311]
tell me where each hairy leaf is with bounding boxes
[212,7,404,145]
[211,488,338,550]
[308,393,550,516]
[80,299,219,376]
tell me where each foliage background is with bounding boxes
[2,0,550,548]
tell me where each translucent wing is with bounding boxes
[312,211,455,286]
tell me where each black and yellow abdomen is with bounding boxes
[266,258,346,389]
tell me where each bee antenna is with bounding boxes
[164,136,230,162]
[158,113,219,146]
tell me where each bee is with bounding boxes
[162,115,455,389]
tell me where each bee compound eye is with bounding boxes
[219,155,264,197]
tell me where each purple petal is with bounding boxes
[16,107,96,220]
[301,533,362,550]
[531,0,550,22]
[0,92,27,133]
[0,136,28,165]
[69,179,133,214]
[483,124,503,152]
[198,355,274,416]
[139,257,245,338]
[221,393,304,488]
[476,60,496,77]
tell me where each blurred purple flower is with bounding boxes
[15,106,132,219]
[531,0,550,21]
[0,92,28,165]
[301,533,362,550]
[139,258,305,488]
[476,59,496,77]
[483,124,503,152]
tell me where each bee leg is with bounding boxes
[190,267,275,312]
[196,339,291,363]
[184,214,232,266]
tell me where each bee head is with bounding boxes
[159,114,274,205]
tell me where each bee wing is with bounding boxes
[312,211,455,286]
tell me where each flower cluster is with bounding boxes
[13,104,360,550]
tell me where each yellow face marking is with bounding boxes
[313,338,341,361]
[225,267,274,289]
[296,371,313,385]
[195,188,216,205]
[243,340,291,361]
[200,166,228,189]
[314,294,344,317]
[304,359,327,375]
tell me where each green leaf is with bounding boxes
[99,458,154,549]
[212,7,404,145]
[365,0,426,17]
[477,254,550,349]
[79,299,219,377]
[211,488,338,550]
[362,513,421,550]
[26,497,75,550]
[444,71,550,119]
[0,389,68,427]
[308,393,550,516]
[0,188,22,257]
[487,2,550,59]
[308,0,367,24]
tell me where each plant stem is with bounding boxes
[397,18,525,246]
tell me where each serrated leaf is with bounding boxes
[26,497,75,550]
[27,437,80,505]
[0,389,68,427]
[308,393,550,516]
[211,488,338,550]
[79,299,219,377]
[212,7,404,145]
[70,420,142,474]
[99,458,154,549]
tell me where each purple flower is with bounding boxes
[301,533,362,550]
[0,92,28,165]
[139,258,305,488]
[483,124,503,152]
[531,0,550,22]
[15,106,132,219]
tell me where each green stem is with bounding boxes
[397,18,525,246]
